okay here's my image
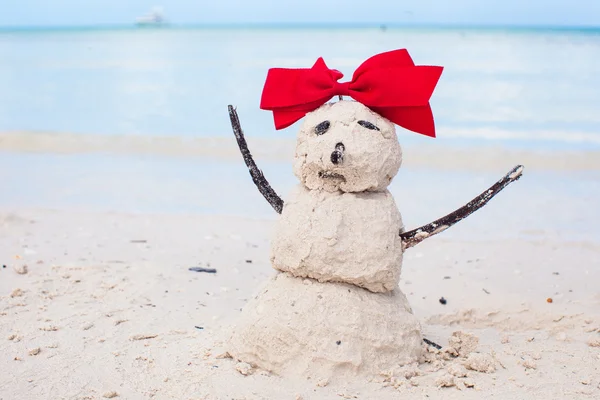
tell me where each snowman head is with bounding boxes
[293,100,402,193]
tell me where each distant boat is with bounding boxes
[135,7,167,27]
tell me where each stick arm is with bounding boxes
[228,105,284,214]
[401,165,524,249]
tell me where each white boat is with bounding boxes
[135,7,166,27]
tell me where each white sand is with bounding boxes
[1,207,599,399]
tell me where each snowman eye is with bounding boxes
[357,120,380,131]
[314,121,330,135]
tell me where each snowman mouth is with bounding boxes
[318,171,346,181]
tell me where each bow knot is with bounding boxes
[333,81,350,97]
[259,49,444,137]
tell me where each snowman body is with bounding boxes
[228,101,422,380]
[271,185,403,293]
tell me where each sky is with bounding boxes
[1,0,599,28]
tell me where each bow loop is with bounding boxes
[260,49,443,137]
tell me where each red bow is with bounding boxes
[259,49,443,137]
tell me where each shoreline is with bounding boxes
[2,130,600,172]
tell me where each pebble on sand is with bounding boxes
[28,347,41,356]
[13,264,28,275]
[130,334,158,341]
[81,323,94,331]
[463,353,496,373]
[235,362,254,376]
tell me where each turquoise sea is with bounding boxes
[1,25,599,243]
[1,25,599,149]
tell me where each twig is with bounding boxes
[423,338,442,350]
[228,105,284,214]
[401,165,524,249]
[189,267,217,273]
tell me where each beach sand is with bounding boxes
[1,137,599,399]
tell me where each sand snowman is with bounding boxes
[226,49,523,382]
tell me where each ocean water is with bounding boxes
[1,26,600,242]
[0,26,599,150]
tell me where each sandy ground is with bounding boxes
[1,208,599,399]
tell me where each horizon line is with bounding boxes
[1,22,599,32]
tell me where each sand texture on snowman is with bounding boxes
[228,101,422,380]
